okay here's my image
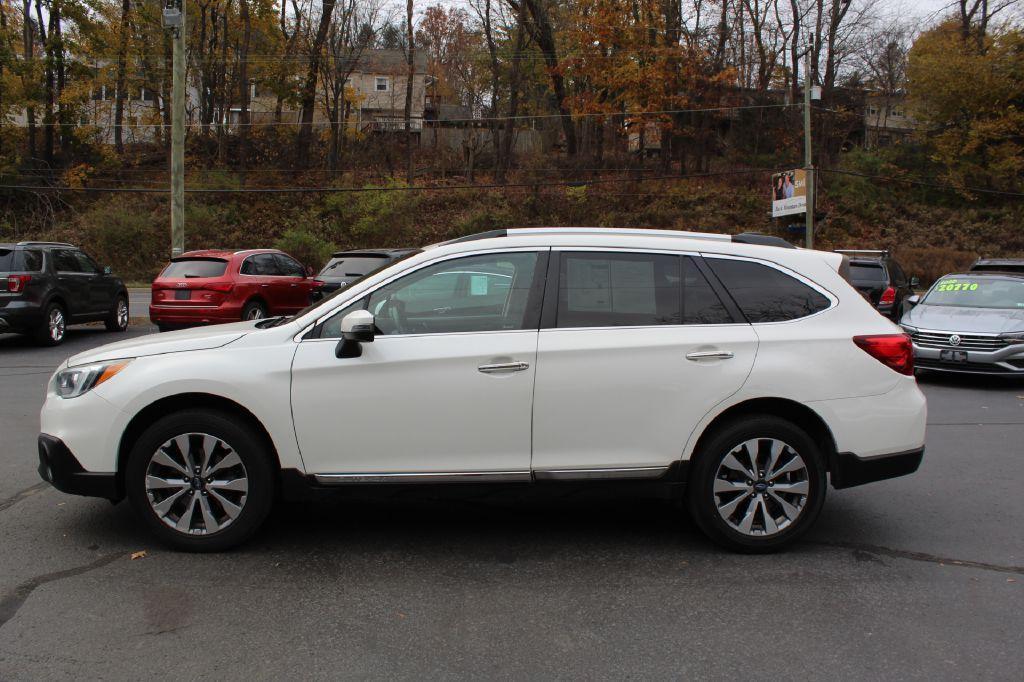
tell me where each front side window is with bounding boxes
[275,254,305,277]
[707,258,831,323]
[54,250,82,273]
[73,251,101,274]
[321,252,541,337]
[557,252,681,327]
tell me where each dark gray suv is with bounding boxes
[0,242,129,345]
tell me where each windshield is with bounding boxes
[271,249,423,326]
[319,255,390,279]
[922,276,1024,310]
[161,258,228,279]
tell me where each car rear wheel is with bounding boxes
[242,300,267,321]
[687,415,826,552]
[125,410,275,552]
[34,302,66,346]
[105,296,129,332]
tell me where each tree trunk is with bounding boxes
[238,0,252,182]
[500,12,527,178]
[21,0,36,161]
[295,0,336,168]
[113,0,131,154]
[519,0,576,156]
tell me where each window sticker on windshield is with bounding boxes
[935,278,979,292]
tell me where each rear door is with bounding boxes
[531,251,758,476]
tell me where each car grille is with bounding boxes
[909,330,1009,352]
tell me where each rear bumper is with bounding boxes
[149,304,242,326]
[0,307,45,333]
[37,433,120,501]
[831,447,924,489]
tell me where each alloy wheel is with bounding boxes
[246,306,264,320]
[117,299,129,329]
[713,438,809,537]
[49,307,65,342]
[144,433,249,535]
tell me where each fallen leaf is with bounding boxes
[130,550,147,560]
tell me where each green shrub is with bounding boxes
[322,180,420,244]
[75,200,165,281]
[274,228,334,271]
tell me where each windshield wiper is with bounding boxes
[254,316,286,328]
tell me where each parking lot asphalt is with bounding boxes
[0,326,1021,679]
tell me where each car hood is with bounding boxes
[66,322,257,367]
[902,304,1024,334]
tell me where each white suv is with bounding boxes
[38,228,926,552]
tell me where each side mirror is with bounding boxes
[909,276,920,288]
[103,266,112,276]
[906,294,920,307]
[336,309,375,358]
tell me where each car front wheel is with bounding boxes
[687,415,826,552]
[125,410,275,552]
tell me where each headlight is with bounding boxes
[1000,332,1024,343]
[53,360,132,399]
[900,324,918,334]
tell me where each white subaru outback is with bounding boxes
[38,228,926,552]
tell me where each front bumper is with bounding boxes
[831,447,924,489]
[37,433,120,500]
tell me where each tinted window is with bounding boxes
[684,257,733,324]
[889,261,907,285]
[558,252,681,327]
[319,255,390,279]
[849,262,886,284]
[707,258,831,323]
[54,250,82,273]
[73,251,101,274]
[241,254,280,276]
[275,254,305,277]
[0,248,42,272]
[321,252,540,337]
[162,258,228,278]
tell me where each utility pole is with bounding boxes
[803,36,815,250]
[162,1,186,257]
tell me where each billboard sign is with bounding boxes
[771,169,807,218]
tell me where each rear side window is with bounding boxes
[557,252,681,327]
[707,258,831,323]
[319,255,390,278]
[162,258,228,279]
[0,248,42,272]
[683,257,733,324]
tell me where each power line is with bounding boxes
[0,168,775,194]
[820,168,1024,198]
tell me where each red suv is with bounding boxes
[150,249,322,330]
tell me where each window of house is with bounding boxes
[140,87,155,102]
[706,258,831,323]
[375,77,389,92]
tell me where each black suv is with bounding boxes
[969,258,1024,275]
[0,242,129,345]
[315,248,418,296]
[836,249,918,322]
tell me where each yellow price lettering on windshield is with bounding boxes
[936,280,979,292]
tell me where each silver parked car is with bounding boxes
[900,272,1024,375]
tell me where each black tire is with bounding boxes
[105,295,129,332]
[34,301,66,346]
[686,415,827,553]
[125,409,275,552]
[241,299,267,321]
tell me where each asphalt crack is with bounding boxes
[811,540,1024,575]
[0,553,125,629]
[0,483,49,514]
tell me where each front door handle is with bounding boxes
[686,350,734,361]
[478,362,530,374]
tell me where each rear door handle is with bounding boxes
[686,350,734,361]
[478,362,530,374]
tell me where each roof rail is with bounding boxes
[732,232,796,249]
[16,241,74,247]
[433,227,807,249]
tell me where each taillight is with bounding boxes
[7,274,31,293]
[310,279,326,289]
[879,286,896,305]
[201,282,233,293]
[853,334,914,375]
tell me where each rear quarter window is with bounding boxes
[161,259,228,278]
[707,258,831,323]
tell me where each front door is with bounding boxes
[290,249,547,477]
[531,251,758,475]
